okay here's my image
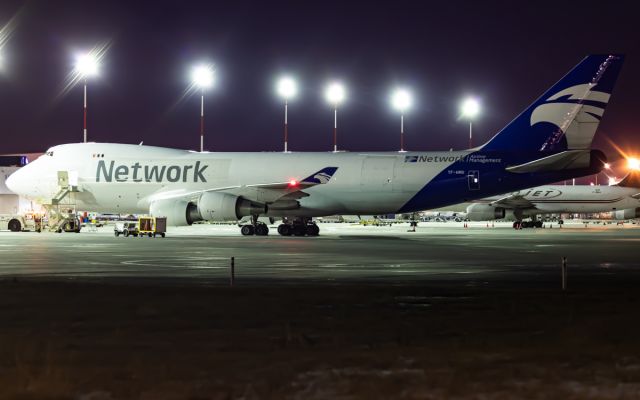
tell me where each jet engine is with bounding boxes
[195,192,265,221]
[150,193,266,226]
[614,207,640,220]
[465,203,506,221]
[150,198,198,226]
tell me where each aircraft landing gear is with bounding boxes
[513,220,543,229]
[277,217,319,237]
[240,215,269,236]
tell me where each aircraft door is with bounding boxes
[361,156,395,191]
[467,170,480,190]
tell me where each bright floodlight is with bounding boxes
[461,97,480,119]
[74,53,99,77]
[192,64,214,89]
[604,162,611,169]
[277,76,297,99]
[609,176,617,186]
[628,157,640,170]
[391,88,412,112]
[325,82,345,105]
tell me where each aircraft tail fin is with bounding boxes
[482,55,624,152]
[616,169,640,188]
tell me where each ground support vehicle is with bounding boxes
[114,221,139,237]
[138,216,167,238]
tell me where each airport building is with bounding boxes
[0,155,38,214]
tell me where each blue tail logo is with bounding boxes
[482,55,624,152]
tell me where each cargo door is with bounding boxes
[361,156,395,192]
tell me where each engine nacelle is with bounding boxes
[150,193,267,226]
[466,203,506,221]
[614,208,640,220]
[150,198,198,226]
[195,192,266,222]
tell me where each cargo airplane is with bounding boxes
[465,170,640,227]
[6,55,624,236]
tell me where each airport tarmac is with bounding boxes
[4,221,640,399]
[1,221,639,283]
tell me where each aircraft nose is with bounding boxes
[5,168,25,195]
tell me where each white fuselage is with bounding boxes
[478,185,640,215]
[7,143,473,217]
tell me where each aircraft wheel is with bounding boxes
[292,225,306,236]
[277,224,291,236]
[255,224,269,236]
[240,225,254,236]
[306,224,320,236]
[8,219,21,232]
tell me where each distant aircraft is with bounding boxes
[465,170,640,227]
[7,55,624,236]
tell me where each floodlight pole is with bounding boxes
[400,113,405,152]
[284,99,288,152]
[333,105,338,152]
[83,78,87,143]
[200,88,204,152]
[468,121,473,149]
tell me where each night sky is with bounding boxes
[0,0,638,172]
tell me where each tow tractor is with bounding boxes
[0,213,44,232]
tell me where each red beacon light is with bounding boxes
[288,179,298,187]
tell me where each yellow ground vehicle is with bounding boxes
[137,216,167,238]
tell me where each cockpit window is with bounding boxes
[45,151,54,156]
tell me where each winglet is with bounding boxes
[301,167,338,184]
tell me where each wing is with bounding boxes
[488,193,535,209]
[146,167,339,205]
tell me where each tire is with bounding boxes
[240,225,254,236]
[161,233,166,238]
[8,219,21,232]
[114,231,120,237]
[535,221,543,228]
[292,225,305,236]
[277,224,291,236]
[123,229,130,237]
[148,233,153,238]
[255,224,269,236]
[306,224,320,236]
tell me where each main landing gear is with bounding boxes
[240,216,270,236]
[277,217,319,237]
[513,220,543,229]
[239,216,320,237]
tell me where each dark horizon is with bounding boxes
[0,1,638,178]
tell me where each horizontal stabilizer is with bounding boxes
[506,150,603,174]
